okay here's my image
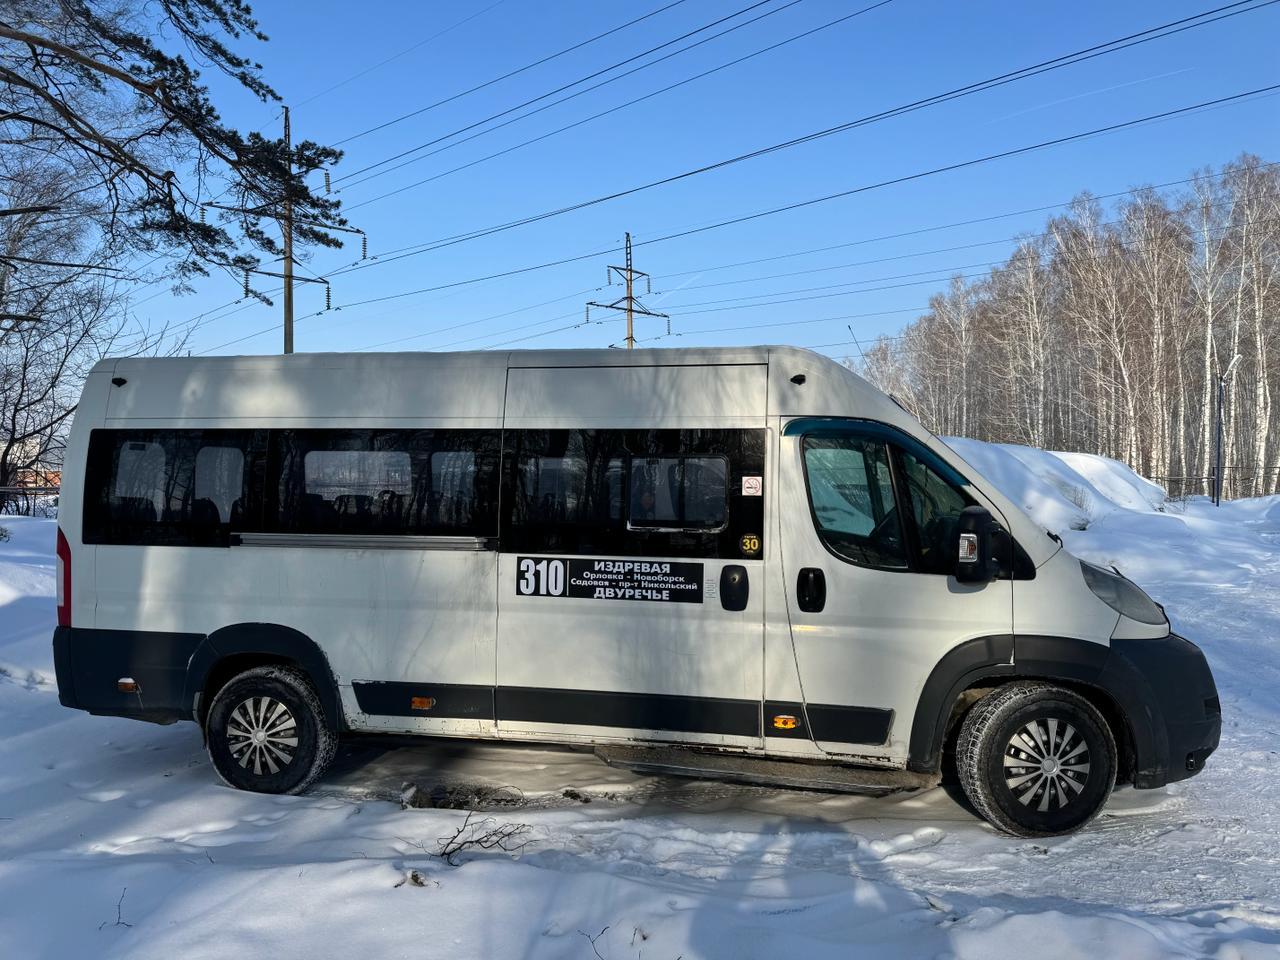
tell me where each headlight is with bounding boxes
[1080,561,1167,625]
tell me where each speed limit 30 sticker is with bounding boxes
[517,557,704,603]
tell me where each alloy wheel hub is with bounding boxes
[227,696,299,776]
[1003,717,1091,812]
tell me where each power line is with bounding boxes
[338,1,887,211]
[186,160,1270,353]
[335,162,1258,287]
[649,164,1279,281]
[193,248,613,354]
[356,287,600,352]
[654,213,1280,313]
[293,0,513,110]
[338,202,1279,354]
[333,0,695,147]
[337,0,882,199]
[635,307,927,345]
[626,83,1280,251]
[654,204,1280,294]
[338,0,1274,210]
[666,271,992,315]
[324,81,1280,280]
[333,0,806,184]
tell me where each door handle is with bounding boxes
[720,564,749,611]
[797,567,826,613]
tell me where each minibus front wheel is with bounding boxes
[205,665,338,794]
[955,681,1117,837]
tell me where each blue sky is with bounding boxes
[147,0,1280,361]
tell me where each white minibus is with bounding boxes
[51,347,1219,836]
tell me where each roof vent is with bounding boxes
[111,377,127,387]
[790,373,806,385]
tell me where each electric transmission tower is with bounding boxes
[586,232,668,350]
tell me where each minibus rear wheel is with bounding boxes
[205,665,337,795]
[955,681,1117,837]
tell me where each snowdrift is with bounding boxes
[942,437,1166,533]
[944,437,1280,584]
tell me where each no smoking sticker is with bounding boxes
[741,475,763,496]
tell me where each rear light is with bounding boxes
[55,527,72,627]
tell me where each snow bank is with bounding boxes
[944,437,1280,585]
[943,437,1164,532]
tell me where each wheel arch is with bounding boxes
[185,623,344,733]
[907,634,1142,784]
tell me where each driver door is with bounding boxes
[778,420,1013,762]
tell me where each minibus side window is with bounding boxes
[503,428,764,559]
[269,429,499,537]
[84,429,251,545]
[801,436,907,569]
[509,433,626,545]
[628,457,728,531]
[194,447,245,523]
[897,449,975,575]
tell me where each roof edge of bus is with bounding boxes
[99,344,852,372]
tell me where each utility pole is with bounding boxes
[198,109,366,351]
[586,232,668,350]
[282,106,294,355]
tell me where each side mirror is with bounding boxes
[955,505,996,583]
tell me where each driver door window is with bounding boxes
[899,450,973,575]
[802,436,906,569]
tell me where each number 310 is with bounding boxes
[518,558,565,596]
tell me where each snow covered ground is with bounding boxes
[2,444,1279,959]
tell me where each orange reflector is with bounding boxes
[410,696,436,711]
[772,714,798,730]
[117,677,139,694]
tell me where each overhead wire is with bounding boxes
[332,0,696,147]
[337,0,892,201]
[332,0,797,181]
[342,201,1279,354]
[188,161,1272,354]
[272,206,1266,357]
[179,0,1271,323]
[292,0,514,110]
[337,0,1276,225]
[319,80,1280,287]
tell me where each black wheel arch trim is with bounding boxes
[907,634,1015,773]
[907,632,1213,789]
[185,623,345,732]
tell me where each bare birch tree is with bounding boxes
[857,155,1280,498]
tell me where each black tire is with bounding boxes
[956,682,1117,837]
[205,665,337,795]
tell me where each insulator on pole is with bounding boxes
[325,284,331,310]
[360,234,368,260]
[323,171,331,194]
[199,206,206,223]
[243,268,250,298]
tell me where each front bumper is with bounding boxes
[1102,633,1221,789]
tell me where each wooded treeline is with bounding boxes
[859,155,1279,498]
